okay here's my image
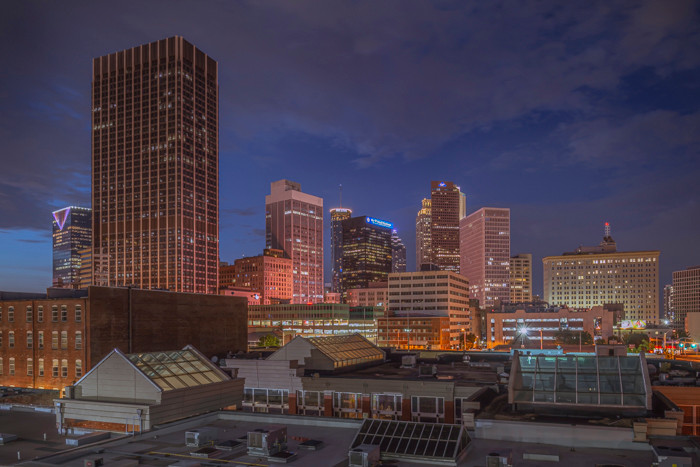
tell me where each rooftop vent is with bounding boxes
[348,444,380,467]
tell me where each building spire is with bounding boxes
[604,222,610,238]
[339,184,343,208]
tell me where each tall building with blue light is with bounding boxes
[52,206,92,288]
[340,216,393,298]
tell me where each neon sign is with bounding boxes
[366,217,393,229]
[438,182,446,187]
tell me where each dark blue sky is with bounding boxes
[1,0,699,296]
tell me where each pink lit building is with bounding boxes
[265,180,324,304]
[460,207,510,309]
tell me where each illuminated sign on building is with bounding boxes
[52,207,71,231]
[365,217,393,229]
[438,182,447,187]
[620,320,647,330]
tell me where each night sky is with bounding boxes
[1,1,698,297]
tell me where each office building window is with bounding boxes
[8,331,14,348]
[52,306,58,322]
[52,331,58,350]
[61,331,68,350]
[61,359,68,378]
[26,306,33,322]
[37,306,43,322]
[75,360,82,378]
[75,331,82,350]
[61,305,68,322]
[52,359,59,377]
[27,358,33,376]
[8,306,14,322]
[38,358,44,377]
[38,331,44,349]
[27,331,33,349]
[9,358,15,376]
[75,305,82,322]
[0,357,3,375]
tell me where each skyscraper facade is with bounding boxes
[430,181,466,272]
[391,229,407,273]
[92,37,218,293]
[510,253,533,303]
[415,198,432,270]
[543,229,659,323]
[52,207,92,288]
[459,207,511,308]
[330,207,352,293]
[671,266,700,331]
[233,249,293,305]
[663,284,675,324]
[340,216,393,296]
[266,180,324,303]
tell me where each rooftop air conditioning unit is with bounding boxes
[418,364,437,377]
[185,428,217,447]
[401,355,417,368]
[486,450,512,467]
[348,444,380,467]
[247,425,287,457]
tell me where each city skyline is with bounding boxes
[1,1,699,298]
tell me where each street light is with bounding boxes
[519,326,528,349]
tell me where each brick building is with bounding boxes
[0,286,247,389]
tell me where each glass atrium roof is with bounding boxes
[306,334,384,366]
[510,354,650,409]
[350,419,470,466]
[127,347,228,391]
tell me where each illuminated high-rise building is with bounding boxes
[391,229,407,273]
[52,206,92,288]
[340,216,393,296]
[663,284,674,323]
[92,37,219,293]
[672,266,700,331]
[460,207,511,308]
[543,225,660,323]
[266,180,324,303]
[510,253,533,303]
[330,207,352,293]
[415,198,432,270]
[230,249,293,305]
[430,181,466,272]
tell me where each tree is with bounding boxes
[462,333,477,350]
[555,330,593,345]
[258,334,280,348]
[623,332,652,353]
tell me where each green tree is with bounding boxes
[555,330,593,345]
[258,334,280,348]
[462,333,477,350]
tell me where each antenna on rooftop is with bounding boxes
[604,222,611,238]
[339,184,343,208]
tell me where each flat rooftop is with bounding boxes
[322,360,499,385]
[10,411,661,467]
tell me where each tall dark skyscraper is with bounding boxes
[52,206,92,288]
[391,229,407,273]
[430,181,465,272]
[340,216,393,297]
[330,207,352,293]
[92,37,219,293]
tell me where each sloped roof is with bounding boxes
[305,334,384,363]
[125,345,229,391]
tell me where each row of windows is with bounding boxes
[0,357,82,378]
[0,305,82,323]
[0,331,82,349]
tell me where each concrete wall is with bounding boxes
[224,359,304,391]
[475,419,649,451]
